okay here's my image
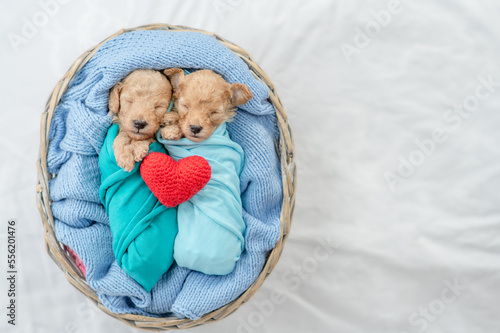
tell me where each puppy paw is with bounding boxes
[133,147,148,162]
[133,142,150,162]
[117,155,136,172]
[161,126,182,141]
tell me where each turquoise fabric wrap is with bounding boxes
[99,124,178,292]
[157,123,246,275]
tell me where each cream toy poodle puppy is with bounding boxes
[108,69,172,171]
[161,68,252,142]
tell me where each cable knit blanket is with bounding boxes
[47,30,283,319]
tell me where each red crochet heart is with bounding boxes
[140,152,211,208]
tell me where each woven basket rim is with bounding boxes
[36,23,296,331]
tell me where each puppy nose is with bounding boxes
[190,125,203,134]
[133,120,147,130]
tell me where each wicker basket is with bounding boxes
[36,23,296,331]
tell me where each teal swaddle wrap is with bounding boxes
[157,122,246,275]
[99,124,178,292]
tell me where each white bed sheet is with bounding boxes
[2,0,500,332]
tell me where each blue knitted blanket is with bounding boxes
[47,30,283,319]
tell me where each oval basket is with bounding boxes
[36,23,296,331]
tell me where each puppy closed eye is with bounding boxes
[210,110,224,121]
[178,106,188,116]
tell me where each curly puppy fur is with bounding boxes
[109,69,172,171]
[162,68,253,142]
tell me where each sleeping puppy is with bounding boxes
[108,69,172,171]
[161,68,252,142]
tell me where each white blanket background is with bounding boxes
[2,0,500,332]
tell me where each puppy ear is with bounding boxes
[230,83,253,106]
[163,68,184,90]
[108,82,123,114]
